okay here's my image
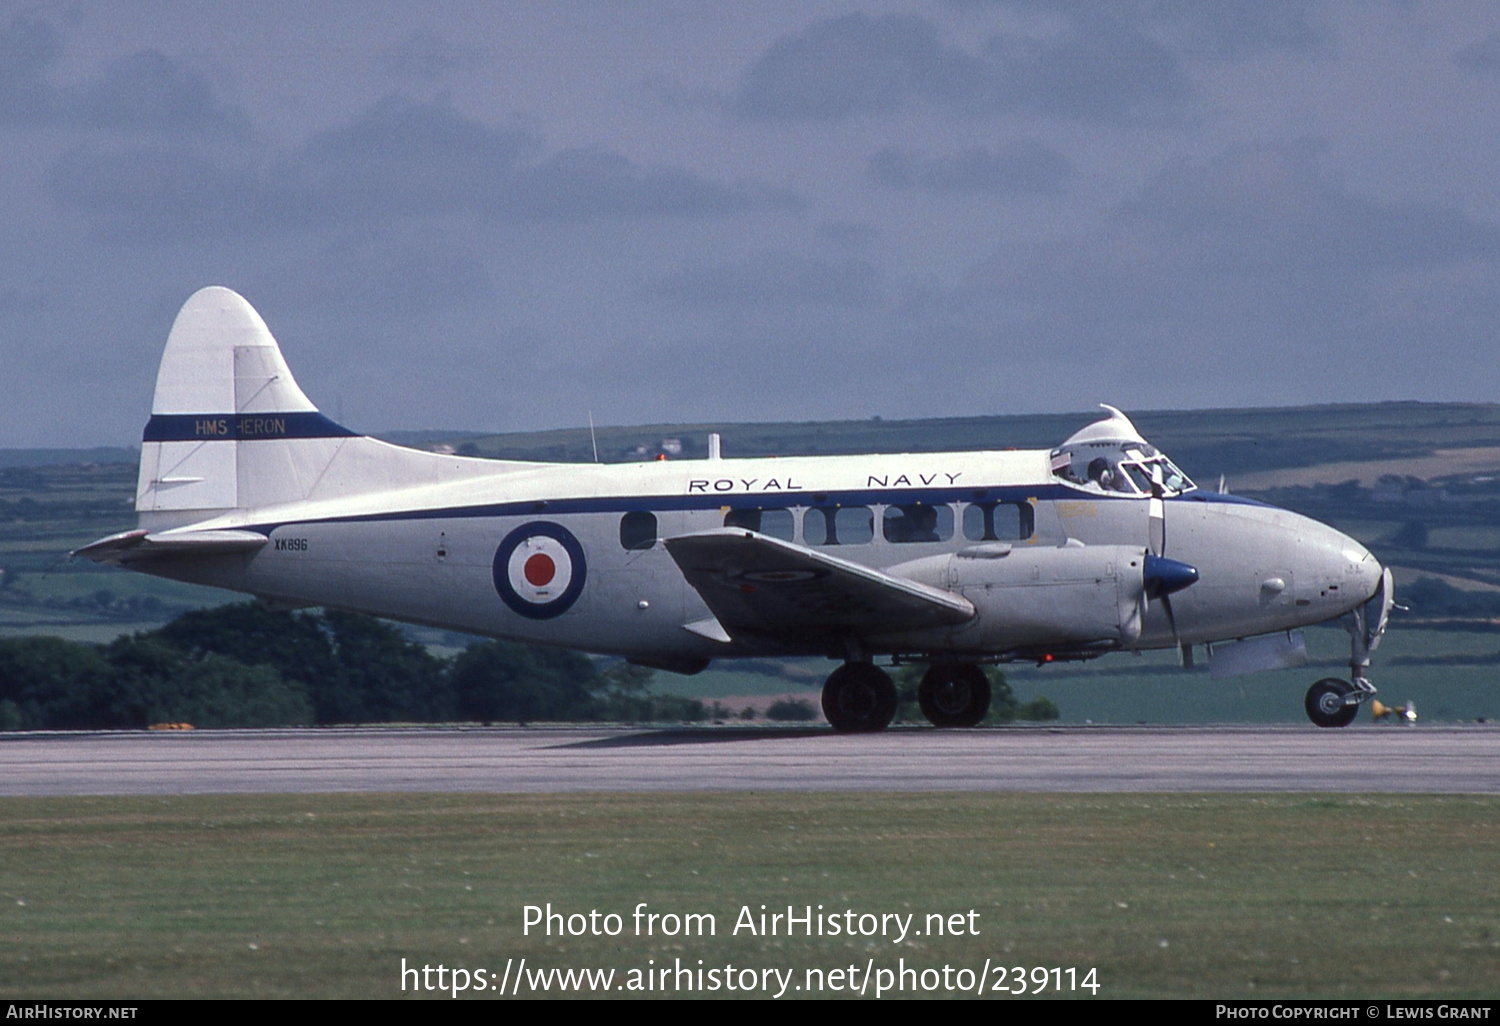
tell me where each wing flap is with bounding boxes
[664,528,973,644]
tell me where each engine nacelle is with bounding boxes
[886,543,1148,653]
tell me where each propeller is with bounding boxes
[1141,462,1199,665]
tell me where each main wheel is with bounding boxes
[1305,678,1358,728]
[918,664,991,728]
[821,663,898,733]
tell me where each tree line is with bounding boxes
[0,603,707,730]
[0,601,1058,730]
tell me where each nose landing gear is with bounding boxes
[1305,678,1360,728]
[1302,570,1392,728]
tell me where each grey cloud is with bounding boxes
[297,95,541,220]
[74,50,247,133]
[1145,0,1329,57]
[0,16,246,133]
[512,148,802,220]
[867,142,1072,195]
[1120,140,1500,272]
[729,14,987,122]
[649,252,882,309]
[729,11,1188,124]
[816,220,879,248]
[0,16,63,125]
[47,147,287,239]
[48,96,804,240]
[307,95,538,167]
[951,1,1329,57]
[952,140,1500,380]
[1455,31,1500,72]
[380,30,484,82]
[310,99,801,219]
[981,12,1190,121]
[251,228,493,318]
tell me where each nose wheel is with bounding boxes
[1304,678,1359,729]
[1303,584,1390,728]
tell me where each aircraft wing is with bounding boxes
[72,528,268,566]
[664,528,974,645]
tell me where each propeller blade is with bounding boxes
[1143,553,1198,653]
[1148,463,1166,555]
[1148,496,1165,556]
[1141,464,1195,654]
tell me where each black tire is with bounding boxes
[1305,678,1358,728]
[821,663,898,733]
[918,664,991,728]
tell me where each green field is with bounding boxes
[1,793,1495,999]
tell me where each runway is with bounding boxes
[1,724,1496,796]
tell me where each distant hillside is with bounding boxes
[419,400,1500,482]
[8,401,1500,482]
[0,446,139,468]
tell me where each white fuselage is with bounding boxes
[134,446,1383,665]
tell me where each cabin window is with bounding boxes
[723,506,795,542]
[882,503,954,543]
[620,510,657,550]
[807,505,874,546]
[962,501,1033,542]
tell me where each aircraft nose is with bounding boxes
[1335,532,1384,604]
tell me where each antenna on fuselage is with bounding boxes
[588,411,599,463]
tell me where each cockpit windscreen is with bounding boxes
[1054,447,1195,497]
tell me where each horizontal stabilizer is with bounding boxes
[72,527,268,566]
[664,528,973,645]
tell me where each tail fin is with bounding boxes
[136,287,463,529]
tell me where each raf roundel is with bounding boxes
[493,522,587,619]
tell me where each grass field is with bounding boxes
[1,793,1496,999]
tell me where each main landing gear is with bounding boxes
[820,661,993,732]
[918,664,991,728]
[821,662,897,733]
[1303,579,1390,728]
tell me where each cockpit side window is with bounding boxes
[1120,462,1153,494]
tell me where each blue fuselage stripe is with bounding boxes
[244,482,1191,535]
[143,412,357,442]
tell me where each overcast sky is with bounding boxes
[4,1,1499,447]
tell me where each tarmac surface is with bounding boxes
[1,724,1496,796]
